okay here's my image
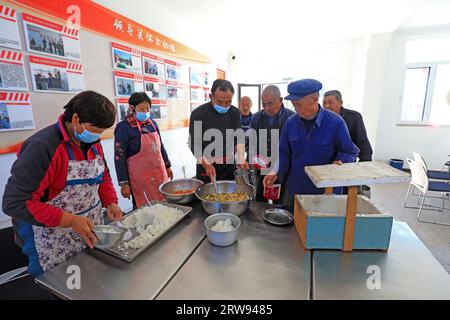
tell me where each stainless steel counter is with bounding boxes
[35,203,208,300]
[35,201,450,300]
[157,202,311,300]
[312,222,450,300]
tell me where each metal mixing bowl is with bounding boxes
[204,213,241,246]
[195,180,255,216]
[159,178,204,204]
[93,225,127,249]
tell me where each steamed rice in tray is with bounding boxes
[95,202,191,262]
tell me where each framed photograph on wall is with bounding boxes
[142,52,165,79]
[23,13,81,61]
[144,76,167,100]
[0,91,35,132]
[150,104,161,120]
[165,59,181,82]
[116,98,130,122]
[29,55,85,93]
[190,67,210,87]
[0,49,28,91]
[0,5,22,50]
[112,42,142,74]
[114,71,144,97]
[167,85,184,100]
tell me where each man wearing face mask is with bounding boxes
[2,91,123,277]
[189,79,249,183]
[114,92,173,209]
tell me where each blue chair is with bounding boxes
[413,152,450,181]
[403,158,450,226]
[443,155,450,173]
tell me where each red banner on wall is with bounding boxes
[11,0,210,63]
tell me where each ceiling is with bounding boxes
[94,0,450,62]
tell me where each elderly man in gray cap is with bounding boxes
[263,79,359,207]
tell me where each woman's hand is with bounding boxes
[166,167,173,180]
[60,212,97,249]
[107,203,123,221]
[121,184,131,199]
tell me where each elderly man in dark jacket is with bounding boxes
[323,90,373,161]
[250,85,295,204]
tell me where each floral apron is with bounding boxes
[19,143,105,276]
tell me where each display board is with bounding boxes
[0,91,34,131]
[0,4,21,50]
[0,0,222,154]
[0,48,28,90]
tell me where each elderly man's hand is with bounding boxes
[237,160,250,170]
[263,173,278,189]
[333,160,343,165]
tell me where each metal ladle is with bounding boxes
[143,191,153,207]
[115,220,132,241]
[211,176,221,213]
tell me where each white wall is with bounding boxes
[373,24,450,169]
[226,26,450,171]
[360,32,394,151]
[0,128,196,229]
[226,38,367,112]
[0,153,18,228]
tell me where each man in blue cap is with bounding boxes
[263,79,359,205]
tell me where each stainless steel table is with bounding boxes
[157,202,311,300]
[35,204,208,300]
[312,221,450,299]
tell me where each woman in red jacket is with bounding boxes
[2,91,123,277]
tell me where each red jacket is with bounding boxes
[2,114,118,227]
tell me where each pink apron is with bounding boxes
[21,144,105,276]
[127,120,168,207]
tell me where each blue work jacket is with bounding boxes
[278,106,360,195]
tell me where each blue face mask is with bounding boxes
[135,111,150,122]
[74,124,101,144]
[213,104,230,114]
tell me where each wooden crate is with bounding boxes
[294,194,393,250]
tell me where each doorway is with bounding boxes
[237,82,295,113]
[237,84,261,113]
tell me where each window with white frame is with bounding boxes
[400,36,450,125]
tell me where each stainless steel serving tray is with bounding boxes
[263,208,294,226]
[95,201,192,262]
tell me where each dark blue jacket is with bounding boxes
[278,106,359,195]
[114,119,171,184]
[240,113,253,131]
[250,105,295,159]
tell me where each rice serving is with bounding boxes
[211,218,235,232]
[121,204,184,249]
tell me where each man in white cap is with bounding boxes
[263,79,359,206]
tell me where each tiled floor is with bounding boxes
[370,183,450,273]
